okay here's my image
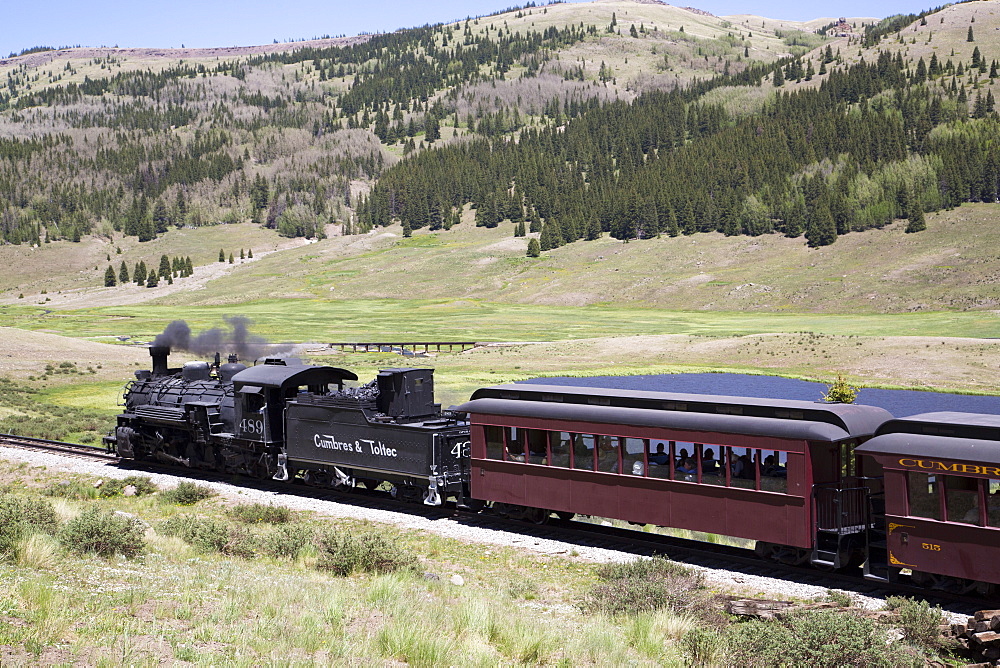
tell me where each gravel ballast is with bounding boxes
[1,446,970,621]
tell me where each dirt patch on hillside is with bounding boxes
[7,238,310,310]
[0,328,147,378]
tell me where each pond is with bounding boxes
[519,373,1000,417]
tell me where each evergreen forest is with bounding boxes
[1,0,999,250]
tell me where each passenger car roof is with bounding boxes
[456,384,892,442]
[856,412,1000,464]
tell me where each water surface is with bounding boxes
[519,374,1000,417]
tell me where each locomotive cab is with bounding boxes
[231,363,358,443]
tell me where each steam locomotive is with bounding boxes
[109,346,1000,595]
[110,346,472,506]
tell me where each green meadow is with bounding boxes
[5,300,1000,343]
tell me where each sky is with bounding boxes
[3,0,931,58]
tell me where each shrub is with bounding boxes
[42,479,99,500]
[59,507,145,558]
[159,514,259,558]
[161,481,216,505]
[723,611,900,667]
[579,556,707,616]
[884,596,944,650]
[0,494,60,558]
[315,529,417,576]
[681,627,722,666]
[160,514,229,552]
[228,502,292,524]
[99,476,158,498]
[826,589,853,607]
[260,523,315,560]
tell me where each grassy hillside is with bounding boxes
[8,199,997,314]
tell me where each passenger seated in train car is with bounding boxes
[701,447,719,473]
[597,436,619,473]
[573,433,595,470]
[676,448,690,465]
[676,457,697,480]
[762,455,787,478]
[526,430,548,465]
[505,428,525,462]
[649,442,670,466]
[549,432,571,467]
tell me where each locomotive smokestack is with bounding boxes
[149,346,170,375]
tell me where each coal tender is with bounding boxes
[281,368,472,506]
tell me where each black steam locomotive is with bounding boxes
[109,346,472,506]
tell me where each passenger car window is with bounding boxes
[907,472,941,520]
[504,427,524,462]
[525,429,548,465]
[700,444,724,486]
[549,432,571,468]
[485,426,503,460]
[573,434,595,471]
[945,475,981,525]
[596,435,619,473]
[989,479,1000,528]
[622,437,646,476]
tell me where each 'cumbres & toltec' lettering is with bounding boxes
[314,434,398,457]
[897,458,1000,477]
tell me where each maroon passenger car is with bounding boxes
[856,412,1000,594]
[456,384,891,568]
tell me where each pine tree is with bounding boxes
[159,254,171,279]
[514,221,525,237]
[219,249,225,262]
[968,26,974,42]
[134,261,146,285]
[772,65,784,87]
[228,252,235,264]
[247,249,253,258]
[119,261,129,284]
[527,238,541,257]
[805,203,837,247]
[104,266,116,287]
[906,203,926,233]
[146,272,158,288]
[240,248,245,259]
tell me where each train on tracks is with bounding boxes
[108,346,1000,595]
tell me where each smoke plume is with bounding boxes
[153,317,292,360]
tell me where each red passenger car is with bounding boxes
[856,412,1000,594]
[456,384,891,568]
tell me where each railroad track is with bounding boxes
[0,434,983,612]
[0,433,120,461]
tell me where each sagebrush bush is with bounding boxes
[596,556,693,581]
[161,481,216,505]
[59,507,145,558]
[0,494,60,558]
[884,596,944,649]
[159,514,259,558]
[160,514,229,552]
[228,502,292,524]
[99,476,158,498]
[260,523,315,560]
[315,529,417,576]
[723,611,902,667]
[579,556,707,616]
